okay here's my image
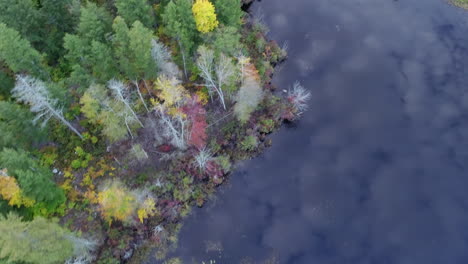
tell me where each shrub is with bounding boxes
[240,135,258,151]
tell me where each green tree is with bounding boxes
[0,213,74,264]
[0,23,45,78]
[90,40,118,81]
[36,0,77,61]
[0,0,40,45]
[77,2,113,43]
[0,101,47,149]
[115,0,155,28]
[112,16,132,77]
[204,26,242,56]
[128,21,157,80]
[162,0,198,62]
[0,148,66,214]
[213,0,244,28]
[64,2,114,86]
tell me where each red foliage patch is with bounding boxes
[182,96,208,149]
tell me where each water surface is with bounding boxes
[160,0,468,263]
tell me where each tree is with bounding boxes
[213,0,244,29]
[112,18,156,110]
[90,40,117,81]
[162,0,198,73]
[192,0,219,33]
[204,26,243,56]
[11,75,83,139]
[36,0,76,61]
[0,101,47,149]
[196,46,236,110]
[115,0,155,28]
[64,2,113,85]
[154,76,188,108]
[0,24,45,78]
[107,79,143,127]
[0,169,35,208]
[151,39,181,78]
[0,148,65,214]
[287,81,311,117]
[234,59,263,122]
[155,104,189,149]
[81,84,141,142]
[0,0,40,45]
[0,0,76,62]
[76,2,113,43]
[0,213,95,264]
[98,181,136,224]
[128,21,157,80]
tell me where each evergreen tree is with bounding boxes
[213,0,244,29]
[0,0,40,45]
[128,21,157,80]
[162,0,198,56]
[0,213,74,264]
[90,40,118,81]
[115,0,155,28]
[204,26,242,56]
[0,148,66,213]
[0,23,45,78]
[0,101,47,149]
[77,2,113,43]
[36,0,77,61]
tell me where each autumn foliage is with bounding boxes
[192,0,219,33]
[183,96,208,149]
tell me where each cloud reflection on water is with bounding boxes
[167,0,468,263]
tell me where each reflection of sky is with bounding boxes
[163,0,468,263]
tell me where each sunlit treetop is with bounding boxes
[192,0,219,33]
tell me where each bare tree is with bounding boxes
[107,79,144,127]
[12,75,83,139]
[288,81,311,116]
[155,105,188,149]
[151,39,181,78]
[196,46,235,110]
[194,148,213,171]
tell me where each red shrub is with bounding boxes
[183,96,208,149]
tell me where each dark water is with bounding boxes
[158,0,468,263]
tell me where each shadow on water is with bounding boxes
[149,0,468,263]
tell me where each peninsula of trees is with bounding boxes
[0,0,310,263]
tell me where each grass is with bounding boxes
[452,0,468,9]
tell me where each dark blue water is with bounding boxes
[157,0,468,263]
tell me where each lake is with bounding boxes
[152,0,468,263]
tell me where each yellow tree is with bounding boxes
[192,0,219,33]
[0,169,35,208]
[97,181,136,225]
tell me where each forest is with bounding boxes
[0,0,310,263]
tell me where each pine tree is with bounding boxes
[213,0,244,29]
[115,0,155,28]
[11,75,83,139]
[0,213,74,264]
[0,101,47,149]
[0,148,66,213]
[0,24,45,78]
[0,0,40,45]
[162,0,198,62]
[77,2,113,43]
